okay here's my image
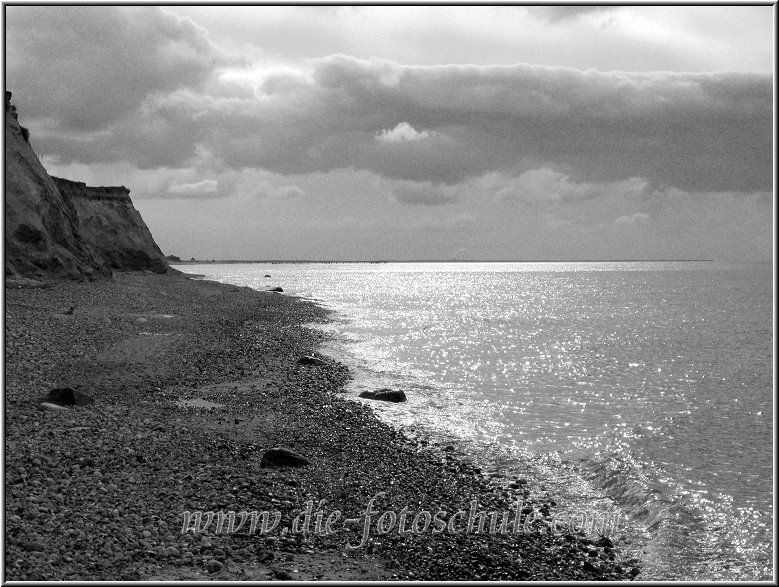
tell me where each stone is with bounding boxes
[37,402,69,412]
[583,561,602,575]
[359,388,407,403]
[260,448,311,468]
[39,387,94,407]
[297,356,326,367]
[24,541,46,552]
[206,559,224,574]
[267,286,283,292]
[595,535,614,548]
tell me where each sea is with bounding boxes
[174,261,774,581]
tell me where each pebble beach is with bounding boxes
[4,270,638,581]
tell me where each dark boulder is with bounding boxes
[39,387,94,407]
[583,561,603,576]
[260,447,311,468]
[359,388,407,403]
[206,560,224,574]
[595,535,614,549]
[264,274,271,277]
[297,355,326,367]
[267,286,283,292]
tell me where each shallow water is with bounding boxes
[175,261,773,580]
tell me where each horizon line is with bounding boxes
[167,258,769,264]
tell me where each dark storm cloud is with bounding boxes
[9,23,772,195]
[208,57,772,192]
[5,6,234,131]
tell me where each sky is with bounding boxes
[4,4,775,261]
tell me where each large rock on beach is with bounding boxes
[39,387,95,407]
[260,447,311,468]
[359,388,407,403]
[298,355,326,367]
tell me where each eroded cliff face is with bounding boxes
[5,93,107,279]
[4,92,167,279]
[52,178,167,274]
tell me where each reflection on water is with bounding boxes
[177,261,773,581]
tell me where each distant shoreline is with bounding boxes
[170,258,728,265]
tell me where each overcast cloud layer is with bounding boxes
[4,5,774,260]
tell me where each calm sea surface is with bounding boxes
[176,261,773,580]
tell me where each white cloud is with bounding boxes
[215,168,306,200]
[376,122,433,143]
[477,169,649,203]
[614,212,651,225]
[168,179,218,194]
[263,184,305,199]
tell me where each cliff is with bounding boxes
[4,92,167,279]
[52,178,167,274]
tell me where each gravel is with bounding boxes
[4,270,639,580]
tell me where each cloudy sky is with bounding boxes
[5,5,774,261]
